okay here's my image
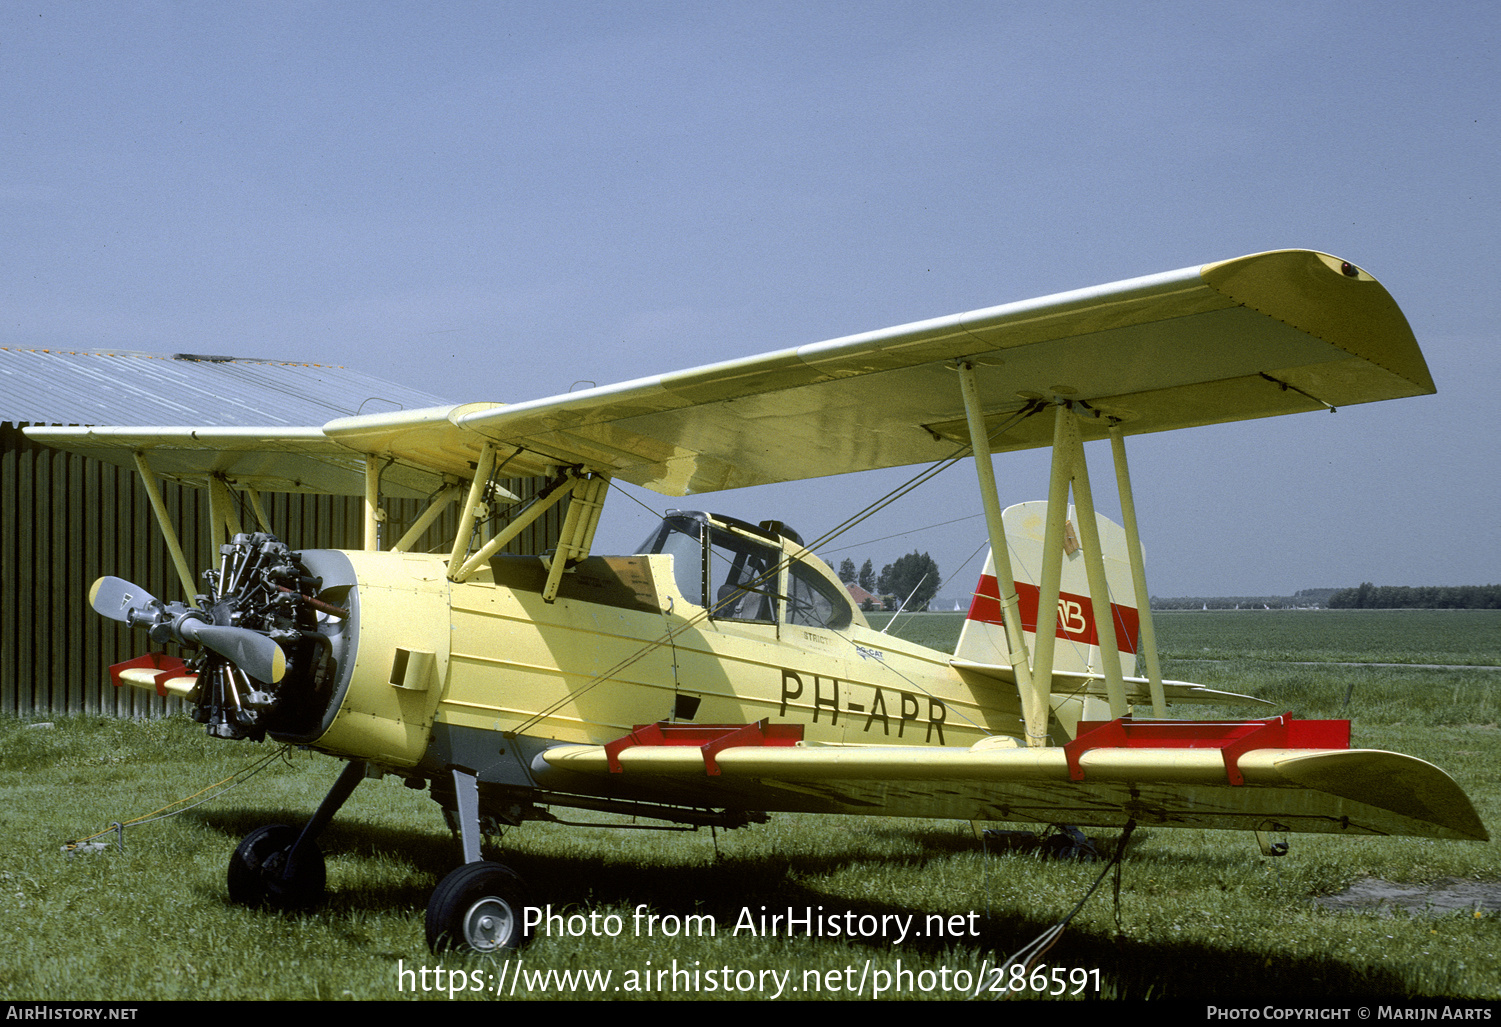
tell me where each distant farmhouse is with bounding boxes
[0,349,554,718]
[842,580,885,611]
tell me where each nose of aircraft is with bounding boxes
[89,573,287,682]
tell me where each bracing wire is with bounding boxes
[510,401,1046,737]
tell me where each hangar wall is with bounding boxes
[1,423,564,717]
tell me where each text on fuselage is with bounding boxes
[779,669,946,744]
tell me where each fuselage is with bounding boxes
[294,512,1069,779]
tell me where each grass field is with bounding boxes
[2,610,1498,1001]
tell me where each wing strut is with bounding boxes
[957,362,1041,744]
[133,451,198,605]
[1032,409,1167,720]
[1031,406,1074,724]
[1109,428,1166,717]
[542,473,609,601]
[1060,411,1127,718]
[1033,405,1140,721]
[452,470,577,583]
[364,458,384,551]
[394,484,461,553]
[244,488,273,533]
[447,442,497,578]
[207,475,244,547]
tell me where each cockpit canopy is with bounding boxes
[635,511,860,631]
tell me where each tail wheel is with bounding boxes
[426,861,526,953]
[227,824,326,909]
[1042,825,1100,862]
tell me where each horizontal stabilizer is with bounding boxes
[950,659,1272,708]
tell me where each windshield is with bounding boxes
[636,511,853,630]
[635,513,706,609]
[706,526,778,622]
[785,560,853,630]
[637,512,778,622]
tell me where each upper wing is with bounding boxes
[26,250,1432,497]
[537,738,1487,841]
[453,249,1430,494]
[21,407,495,499]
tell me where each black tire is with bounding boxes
[1042,827,1099,862]
[426,861,526,953]
[227,824,326,909]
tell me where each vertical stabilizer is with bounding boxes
[957,501,1141,681]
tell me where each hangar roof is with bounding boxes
[0,348,448,427]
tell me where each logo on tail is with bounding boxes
[956,501,1140,678]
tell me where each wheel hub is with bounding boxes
[461,897,515,951]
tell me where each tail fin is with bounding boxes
[956,500,1141,679]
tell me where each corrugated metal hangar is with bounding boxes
[1,349,556,718]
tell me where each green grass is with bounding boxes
[3,609,1499,1001]
[867,610,969,652]
[1153,608,1501,667]
[874,608,1501,668]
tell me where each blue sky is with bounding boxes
[5,2,1496,597]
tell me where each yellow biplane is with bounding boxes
[28,249,1486,954]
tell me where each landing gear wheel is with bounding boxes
[426,861,526,953]
[1042,826,1100,862]
[227,824,326,909]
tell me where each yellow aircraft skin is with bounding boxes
[294,501,1256,773]
[40,250,1489,953]
[324,537,1007,767]
[117,503,1483,850]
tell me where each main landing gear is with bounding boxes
[425,861,526,952]
[227,824,326,908]
[226,759,364,910]
[226,760,530,954]
[424,766,529,952]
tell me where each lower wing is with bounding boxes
[535,729,1487,841]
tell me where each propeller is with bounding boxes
[89,575,161,624]
[175,619,287,685]
[90,575,287,684]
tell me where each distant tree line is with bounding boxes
[1146,588,1338,606]
[1152,589,1335,610]
[1149,585,1501,610]
[1150,596,1316,611]
[837,552,941,610]
[1326,583,1501,609]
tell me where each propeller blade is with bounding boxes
[177,620,288,684]
[89,576,159,624]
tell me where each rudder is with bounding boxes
[956,500,1141,680]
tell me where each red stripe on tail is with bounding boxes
[969,575,1140,654]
